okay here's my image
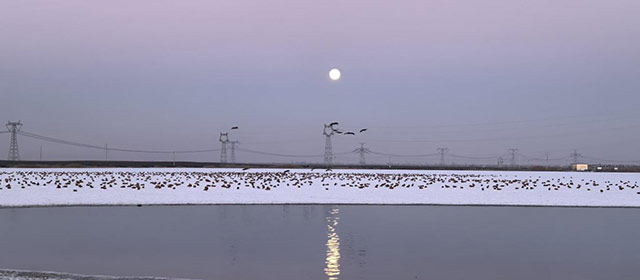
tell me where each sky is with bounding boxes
[1,0,640,165]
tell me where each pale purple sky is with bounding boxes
[1,0,639,164]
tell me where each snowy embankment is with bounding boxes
[0,269,195,280]
[1,168,640,207]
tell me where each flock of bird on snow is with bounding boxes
[1,170,639,195]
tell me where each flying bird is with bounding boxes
[344,132,355,135]
[329,122,339,126]
[359,128,368,133]
[242,167,250,171]
[231,126,239,130]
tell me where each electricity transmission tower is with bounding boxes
[219,133,229,163]
[230,140,239,163]
[570,149,581,164]
[508,148,518,166]
[323,124,335,165]
[437,147,448,166]
[6,121,22,161]
[353,143,371,165]
[545,152,550,168]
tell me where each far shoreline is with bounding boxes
[3,203,640,210]
[0,268,196,280]
[1,160,637,173]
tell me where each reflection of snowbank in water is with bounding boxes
[0,269,197,280]
[1,168,640,207]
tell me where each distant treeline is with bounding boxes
[1,160,639,173]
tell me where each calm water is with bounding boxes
[1,205,640,280]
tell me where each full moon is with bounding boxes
[329,68,341,80]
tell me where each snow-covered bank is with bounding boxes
[1,168,640,207]
[0,269,196,280]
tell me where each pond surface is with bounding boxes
[1,205,639,280]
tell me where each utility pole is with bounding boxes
[172,151,176,167]
[508,148,518,167]
[39,145,43,161]
[105,144,108,161]
[436,148,448,166]
[570,149,581,164]
[323,124,335,165]
[219,133,229,163]
[230,140,239,163]
[6,121,22,161]
[353,143,370,165]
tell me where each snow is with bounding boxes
[0,269,195,280]
[1,168,640,207]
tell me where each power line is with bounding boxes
[108,146,220,154]
[368,150,439,158]
[448,153,497,160]
[18,131,219,154]
[580,155,640,164]
[17,129,358,159]
[16,129,349,158]
[370,110,639,130]
[6,127,640,165]
[360,123,640,143]
[516,152,569,161]
[237,147,327,158]
[19,131,104,150]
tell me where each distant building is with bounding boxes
[593,165,624,172]
[572,163,589,171]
